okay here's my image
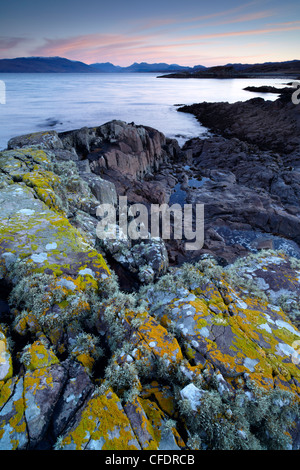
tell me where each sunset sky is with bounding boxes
[0,0,299,66]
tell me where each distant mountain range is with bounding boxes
[0,56,206,73]
[0,57,299,77]
[90,61,206,73]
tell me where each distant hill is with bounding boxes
[158,60,300,79]
[0,57,99,73]
[90,61,206,73]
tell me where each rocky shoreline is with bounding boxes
[1,90,300,450]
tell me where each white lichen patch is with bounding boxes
[276,342,300,362]
[31,253,48,263]
[56,278,76,291]
[243,357,259,372]
[258,323,273,334]
[199,326,210,338]
[180,383,204,411]
[275,320,300,337]
[45,242,57,250]
[78,268,95,278]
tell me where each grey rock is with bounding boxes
[76,159,91,173]
[52,361,93,439]
[24,364,67,448]
[80,172,117,207]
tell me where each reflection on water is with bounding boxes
[169,183,187,205]
[169,176,210,205]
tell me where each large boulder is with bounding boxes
[58,120,169,180]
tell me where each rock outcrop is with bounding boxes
[178,92,300,157]
[171,93,300,264]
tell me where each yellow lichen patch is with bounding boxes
[184,345,197,362]
[70,332,100,376]
[24,367,55,395]
[22,340,59,371]
[8,148,53,167]
[208,347,246,376]
[21,170,63,213]
[0,378,14,408]
[139,396,184,448]
[74,353,95,373]
[60,389,140,450]
[139,398,164,444]
[226,303,300,391]
[190,298,209,315]
[75,274,98,292]
[13,312,40,336]
[0,155,27,179]
[8,397,27,436]
[137,316,183,366]
[47,328,64,352]
[141,381,176,417]
[158,313,173,329]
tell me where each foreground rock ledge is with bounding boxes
[0,121,300,450]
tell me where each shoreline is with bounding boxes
[158,73,300,79]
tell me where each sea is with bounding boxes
[0,73,289,151]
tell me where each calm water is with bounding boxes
[0,73,287,150]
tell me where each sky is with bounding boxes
[0,0,299,66]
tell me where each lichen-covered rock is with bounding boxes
[57,388,141,450]
[7,130,64,150]
[146,261,300,394]
[20,339,59,371]
[51,362,94,439]
[0,377,28,450]
[0,148,111,286]
[124,395,185,450]
[24,364,67,448]
[138,397,185,450]
[224,251,300,327]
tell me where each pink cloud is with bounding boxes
[30,33,163,62]
[184,23,300,41]
[174,1,272,26]
[27,17,300,66]
[209,10,276,26]
[124,2,275,34]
